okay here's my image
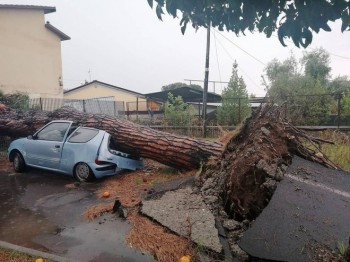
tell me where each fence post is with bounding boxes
[136,97,139,121]
[337,93,342,129]
[113,101,116,117]
[83,99,86,113]
[39,98,43,110]
[238,98,241,123]
[126,102,130,120]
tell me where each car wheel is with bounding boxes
[74,162,95,182]
[13,151,26,173]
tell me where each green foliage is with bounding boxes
[327,76,350,116]
[302,47,331,84]
[217,62,251,126]
[342,93,350,116]
[337,241,347,256]
[161,82,202,91]
[164,92,194,126]
[0,91,29,109]
[328,76,350,93]
[147,0,350,48]
[265,49,338,125]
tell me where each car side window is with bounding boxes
[36,122,70,142]
[68,128,99,143]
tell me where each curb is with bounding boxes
[0,240,78,262]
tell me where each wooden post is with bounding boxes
[337,93,342,129]
[136,97,139,122]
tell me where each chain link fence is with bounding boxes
[278,93,350,127]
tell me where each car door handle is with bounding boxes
[55,145,60,148]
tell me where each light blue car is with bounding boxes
[7,120,144,182]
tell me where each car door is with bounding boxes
[26,121,72,169]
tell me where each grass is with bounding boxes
[134,177,143,185]
[0,247,51,262]
[320,144,350,171]
[337,241,347,256]
[311,130,350,172]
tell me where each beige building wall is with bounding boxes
[0,8,64,98]
[64,82,148,110]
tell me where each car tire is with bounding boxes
[74,162,95,182]
[13,151,26,173]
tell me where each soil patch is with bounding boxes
[126,210,196,262]
[86,159,198,262]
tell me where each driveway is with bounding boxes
[0,164,153,262]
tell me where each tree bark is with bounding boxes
[0,103,223,169]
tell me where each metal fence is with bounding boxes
[63,97,125,117]
[1,93,350,139]
[3,97,126,117]
[278,93,350,127]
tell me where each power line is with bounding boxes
[212,29,223,91]
[212,34,261,89]
[214,29,266,66]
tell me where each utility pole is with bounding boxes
[202,24,211,137]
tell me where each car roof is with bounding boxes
[49,120,101,132]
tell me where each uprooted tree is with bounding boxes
[0,102,338,220]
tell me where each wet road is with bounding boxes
[0,168,153,262]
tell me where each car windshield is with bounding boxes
[68,128,99,143]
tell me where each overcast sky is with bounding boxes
[2,0,350,96]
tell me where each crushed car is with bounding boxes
[7,120,144,182]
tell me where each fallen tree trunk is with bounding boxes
[0,103,223,169]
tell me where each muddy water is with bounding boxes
[0,170,153,261]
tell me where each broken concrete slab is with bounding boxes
[141,186,222,253]
[239,156,350,261]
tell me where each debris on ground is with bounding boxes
[126,210,196,262]
[83,104,348,261]
[142,186,222,253]
[96,159,196,208]
[85,160,198,262]
[83,202,114,221]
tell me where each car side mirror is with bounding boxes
[27,135,33,140]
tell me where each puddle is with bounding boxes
[0,170,154,261]
[0,171,64,250]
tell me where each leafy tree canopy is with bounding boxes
[301,47,331,83]
[264,48,350,125]
[161,82,203,91]
[147,0,350,48]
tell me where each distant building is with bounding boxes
[64,80,149,112]
[0,5,70,99]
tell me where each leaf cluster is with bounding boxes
[161,82,202,91]
[147,0,350,48]
[0,91,29,109]
[164,92,195,126]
